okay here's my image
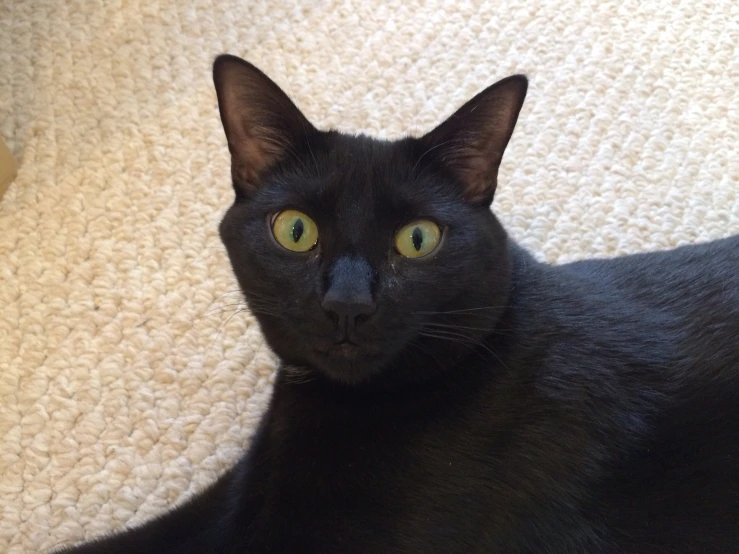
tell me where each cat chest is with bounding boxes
[242,403,529,551]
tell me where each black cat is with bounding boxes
[57,55,739,553]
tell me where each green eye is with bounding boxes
[272,210,319,252]
[395,220,441,258]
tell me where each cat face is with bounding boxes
[214,55,527,385]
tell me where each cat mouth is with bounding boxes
[310,337,389,383]
[332,340,361,357]
[314,338,364,360]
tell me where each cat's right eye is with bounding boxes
[271,210,319,252]
[394,220,442,258]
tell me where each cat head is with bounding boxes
[213,55,527,386]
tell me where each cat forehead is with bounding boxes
[258,132,458,221]
[321,135,442,207]
[269,133,416,198]
[322,133,415,171]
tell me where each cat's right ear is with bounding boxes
[418,75,528,206]
[213,55,316,196]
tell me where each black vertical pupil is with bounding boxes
[292,219,304,242]
[412,227,423,251]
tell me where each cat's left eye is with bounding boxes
[272,210,319,252]
[395,220,442,258]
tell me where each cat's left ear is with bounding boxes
[213,54,316,196]
[419,75,528,206]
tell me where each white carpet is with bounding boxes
[1,1,737,551]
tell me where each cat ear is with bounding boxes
[419,75,528,205]
[213,54,316,195]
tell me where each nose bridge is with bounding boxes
[325,255,374,301]
[335,153,375,245]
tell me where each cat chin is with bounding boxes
[307,345,389,385]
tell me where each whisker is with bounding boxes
[419,328,482,343]
[424,322,493,332]
[416,331,491,364]
[410,138,457,177]
[423,322,514,337]
[191,290,244,319]
[279,55,319,176]
[406,338,446,370]
[282,144,311,173]
[192,307,245,324]
[281,364,317,385]
[201,302,248,318]
[212,289,244,300]
[246,301,283,312]
[413,306,507,315]
[248,307,295,318]
[418,330,512,373]
[204,308,248,361]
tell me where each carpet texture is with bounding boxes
[1,1,737,551]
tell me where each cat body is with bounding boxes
[58,56,739,554]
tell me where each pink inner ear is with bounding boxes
[214,56,317,195]
[442,128,505,203]
[228,115,286,188]
[231,141,275,189]
[220,81,283,187]
[455,152,502,204]
[418,75,527,205]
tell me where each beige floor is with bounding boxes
[1,1,737,552]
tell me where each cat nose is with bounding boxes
[322,256,376,330]
[322,293,376,324]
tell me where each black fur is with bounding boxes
[57,56,739,553]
